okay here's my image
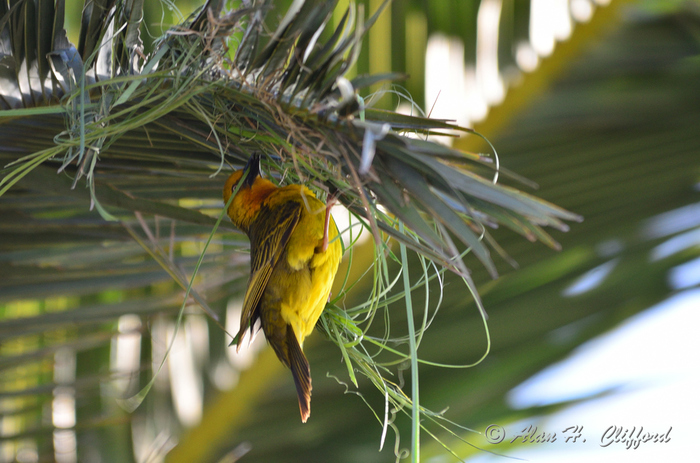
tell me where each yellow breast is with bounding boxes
[265,186,342,345]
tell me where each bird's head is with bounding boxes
[223,154,275,232]
[223,154,260,202]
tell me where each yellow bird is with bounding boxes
[223,155,342,422]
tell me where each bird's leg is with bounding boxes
[325,194,337,304]
[321,193,338,253]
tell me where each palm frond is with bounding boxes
[2,0,579,278]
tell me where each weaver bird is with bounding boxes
[223,155,342,422]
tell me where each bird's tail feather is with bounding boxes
[287,328,312,423]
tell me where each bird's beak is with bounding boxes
[243,153,261,187]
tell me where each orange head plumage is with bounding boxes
[223,155,277,233]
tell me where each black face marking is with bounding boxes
[243,153,261,187]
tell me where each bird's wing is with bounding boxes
[237,199,302,346]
